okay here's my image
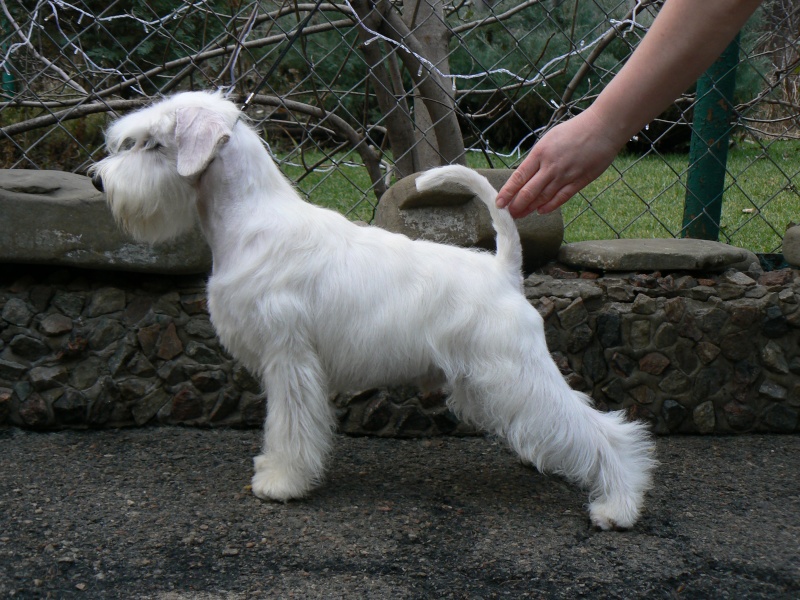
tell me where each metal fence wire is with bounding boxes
[1,0,798,253]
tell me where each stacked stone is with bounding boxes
[1,264,798,435]
[0,267,461,436]
[525,265,799,434]
[0,268,264,430]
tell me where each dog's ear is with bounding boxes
[175,107,232,178]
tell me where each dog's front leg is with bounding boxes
[251,352,335,502]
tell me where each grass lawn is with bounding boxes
[277,138,799,254]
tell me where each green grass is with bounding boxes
[278,155,379,223]
[560,139,800,253]
[277,139,800,254]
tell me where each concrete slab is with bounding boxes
[559,238,759,272]
[0,169,211,274]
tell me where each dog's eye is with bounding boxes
[120,138,136,152]
[143,139,163,151]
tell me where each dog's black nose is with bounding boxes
[91,174,104,193]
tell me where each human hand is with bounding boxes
[496,108,624,219]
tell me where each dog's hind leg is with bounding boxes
[464,361,654,530]
[250,352,336,502]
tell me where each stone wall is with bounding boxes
[1,262,797,435]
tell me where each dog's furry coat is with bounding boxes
[91,91,655,530]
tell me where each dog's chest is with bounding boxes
[205,277,279,372]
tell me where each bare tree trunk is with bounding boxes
[352,1,419,178]
[402,0,462,168]
[351,0,466,172]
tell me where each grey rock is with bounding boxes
[582,345,607,382]
[71,357,104,389]
[53,389,88,424]
[758,379,787,401]
[190,370,227,393]
[783,225,800,267]
[653,322,678,348]
[632,293,657,315]
[210,389,240,423]
[639,352,670,375]
[39,313,73,336]
[29,365,68,391]
[86,318,126,351]
[132,387,169,426]
[18,392,50,427]
[240,392,266,426]
[662,399,688,431]
[659,371,691,395]
[51,291,84,317]
[85,287,126,317]
[167,386,205,422]
[395,406,432,436]
[108,344,137,378]
[185,341,222,365]
[559,238,758,272]
[761,341,789,374]
[557,298,588,329]
[693,366,728,401]
[721,270,756,286]
[374,169,563,273]
[157,360,188,386]
[762,403,798,433]
[184,317,217,339]
[567,324,593,354]
[696,341,721,364]
[9,334,48,361]
[693,400,716,434]
[762,305,789,338]
[724,401,756,431]
[525,278,604,302]
[0,169,211,274]
[0,358,27,380]
[232,364,261,393]
[2,298,33,327]
[128,353,156,377]
[361,392,394,432]
[596,311,622,348]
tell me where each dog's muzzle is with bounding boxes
[91,174,104,193]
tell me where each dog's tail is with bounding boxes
[415,166,522,281]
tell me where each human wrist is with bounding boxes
[579,104,632,155]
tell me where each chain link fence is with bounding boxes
[2,0,798,253]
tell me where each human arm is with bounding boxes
[495,0,764,218]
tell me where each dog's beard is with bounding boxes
[92,152,198,244]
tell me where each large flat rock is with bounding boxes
[375,169,563,273]
[559,238,759,272]
[0,169,211,274]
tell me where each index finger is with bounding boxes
[496,155,540,209]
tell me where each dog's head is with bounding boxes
[89,91,241,244]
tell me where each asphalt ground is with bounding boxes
[1,428,798,599]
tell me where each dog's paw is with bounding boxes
[588,497,640,531]
[251,454,313,502]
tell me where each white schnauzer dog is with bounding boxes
[90,91,655,530]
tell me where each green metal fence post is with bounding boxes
[1,15,15,97]
[681,33,740,241]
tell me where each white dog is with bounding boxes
[90,91,655,530]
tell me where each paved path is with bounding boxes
[1,428,798,599]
